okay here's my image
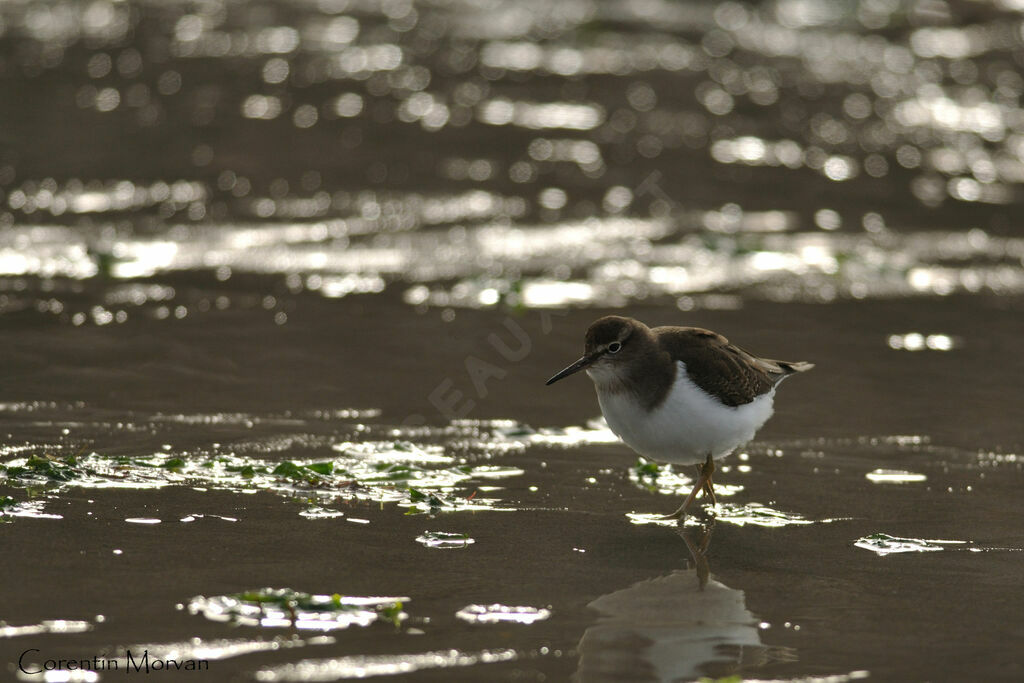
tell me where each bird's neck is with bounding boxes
[590,346,676,411]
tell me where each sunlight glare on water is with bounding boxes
[854,533,967,556]
[110,636,336,665]
[0,620,93,638]
[454,604,551,625]
[2,0,1024,319]
[254,648,519,682]
[865,469,928,484]
[188,590,409,631]
[415,531,475,549]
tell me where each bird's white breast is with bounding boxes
[594,361,775,466]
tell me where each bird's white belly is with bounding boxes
[595,362,775,465]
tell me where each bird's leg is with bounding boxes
[661,455,716,520]
[700,454,717,506]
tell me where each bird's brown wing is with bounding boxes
[654,327,803,407]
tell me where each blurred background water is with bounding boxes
[2,0,1024,316]
[2,1,1023,682]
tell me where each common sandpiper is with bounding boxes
[546,315,813,519]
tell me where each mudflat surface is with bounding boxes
[2,1,1024,681]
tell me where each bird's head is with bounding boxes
[546,316,647,387]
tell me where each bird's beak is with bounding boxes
[546,354,596,385]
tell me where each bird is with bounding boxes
[546,316,813,519]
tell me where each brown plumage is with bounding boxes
[577,316,813,410]
[654,326,813,407]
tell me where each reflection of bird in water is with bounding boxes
[547,316,813,518]
[574,522,795,682]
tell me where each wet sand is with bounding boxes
[2,292,1023,681]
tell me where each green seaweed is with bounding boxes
[194,587,409,630]
[371,463,415,480]
[407,486,447,510]
[0,425,522,520]
[634,458,660,477]
[305,461,334,475]
[272,461,317,482]
[1,455,79,482]
[271,460,337,484]
[380,601,405,628]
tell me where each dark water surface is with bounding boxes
[2,1,1024,681]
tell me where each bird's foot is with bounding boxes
[659,508,686,521]
[662,455,720,520]
[701,480,717,505]
[661,463,712,520]
[697,455,717,507]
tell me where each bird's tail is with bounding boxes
[756,358,814,384]
[778,360,814,374]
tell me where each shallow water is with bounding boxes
[2,0,1024,681]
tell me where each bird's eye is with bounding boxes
[608,342,622,354]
